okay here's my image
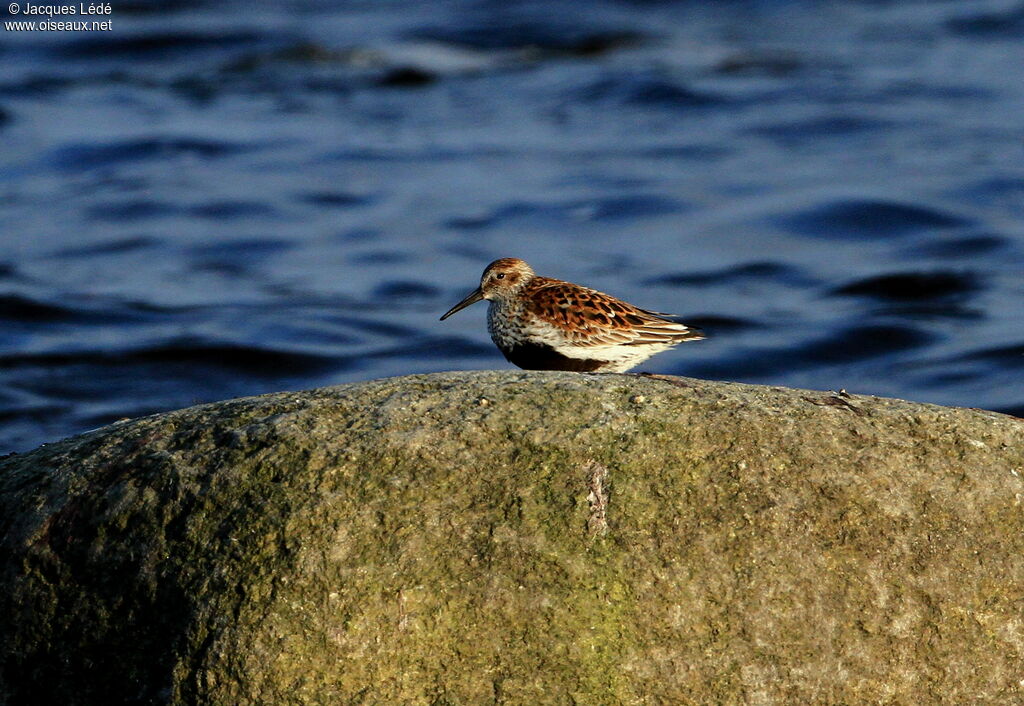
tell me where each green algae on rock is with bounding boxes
[1,371,1023,704]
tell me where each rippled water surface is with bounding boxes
[2,0,1023,452]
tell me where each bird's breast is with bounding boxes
[486,300,527,351]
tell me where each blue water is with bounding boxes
[2,0,1023,452]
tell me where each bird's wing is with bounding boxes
[525,279,704,348]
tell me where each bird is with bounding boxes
[440,257,704,373]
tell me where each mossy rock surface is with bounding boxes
[1,371,1023,705]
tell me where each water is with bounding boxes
[2,0,1023,453]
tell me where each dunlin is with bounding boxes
[440,258,704,372]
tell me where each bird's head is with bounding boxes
[440,258,535,320]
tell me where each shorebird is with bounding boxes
[440,257,704,372]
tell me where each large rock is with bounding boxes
[1,371,1023,705]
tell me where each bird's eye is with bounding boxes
[496,273,506,279]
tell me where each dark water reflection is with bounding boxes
[1,0,1023,451]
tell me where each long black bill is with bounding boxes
[439,288,485,320]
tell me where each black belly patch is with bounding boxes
[500,342,607,372]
